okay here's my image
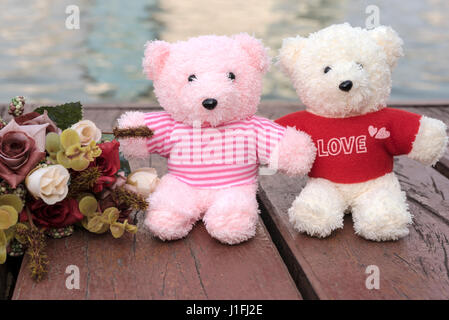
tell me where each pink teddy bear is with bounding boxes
[117,34,316,245]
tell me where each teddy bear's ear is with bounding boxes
[233,33,271,74]
[369,26,404,69]
[142,40,171,80]
[278,36,307,75]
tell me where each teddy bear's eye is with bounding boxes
[188,74,197,82]
[324,66,331,74]
[228,72,236,81]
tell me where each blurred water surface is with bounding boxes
[0,0,448,104]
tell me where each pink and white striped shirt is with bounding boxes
[144,112,286,188]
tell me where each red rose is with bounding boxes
[21,198,84,228]
[92,140,121,193]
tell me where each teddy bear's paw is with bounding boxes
[287,179,346,238]
[352,204,412,242]
[408,116,448,166]
[353,211,411,242]
[145,209,197,241]
[118,137,150,160]
[352,181,412,242]
[204,209,259,245]
[273,127,317,176]
[288,200,344,238]
[116,111,150,159]
[117,111,147,128]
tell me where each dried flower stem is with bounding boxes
[112,126,153,138]
[112,186,148,211]
[68,166,101,197]
[26,206,36,229]
[21,207,49,282]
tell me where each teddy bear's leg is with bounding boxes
[351,173,411,241]
[288,178,346,238]
[145,174,202,241]
[203,184,259,245]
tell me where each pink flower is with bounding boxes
[15,110,60,134]
[0,120,47,188]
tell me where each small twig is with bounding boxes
[25,206,36,229]
[112,126,153,138]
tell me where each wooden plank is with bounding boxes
[12,156,301,300]
[257,103,449,300]
[2,101,448,300]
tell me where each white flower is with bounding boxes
[126,167,160,198]
[71,120,102,145]
[25,165,70,205]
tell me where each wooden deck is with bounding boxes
[1,101,449,300]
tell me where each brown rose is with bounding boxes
[0,120,47,188]
[14,110,59,133]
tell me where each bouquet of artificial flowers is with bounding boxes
[0,97,159,281]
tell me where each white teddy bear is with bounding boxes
[276,23,448,241]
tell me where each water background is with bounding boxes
[0,0,448,104]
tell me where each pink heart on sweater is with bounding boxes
[375,127,390,139]
[368,125,377,137]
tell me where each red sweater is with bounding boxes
[276,108,422,183]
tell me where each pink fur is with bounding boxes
[203,184,259,245]
[233,33,271,73]
[143,40,170,80]
[148,34,270,127]
[119,34,315,245]
[274,126,317,176]
[117,111,150,159]
[145,174,258,244]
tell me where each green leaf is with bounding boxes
[0,230,6,264]
[46,132,61,153]
[0,194,23,214]
[101,133,114,142]
[78,195,98,216]
[110,223,125,239]
[34,102,83,130]
[0,244,6,264]
[119,152,131,176]
[104,207,120,223]
[0,206,18,230]
[60,129,80,149]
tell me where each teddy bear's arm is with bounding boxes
[408,116,448,166]
[116,111,152,160]
[269,126,317,176]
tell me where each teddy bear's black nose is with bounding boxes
[339,80,353,92]
[202,98,218,110]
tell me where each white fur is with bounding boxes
[278,23,403,118]
[268,126,316,176]
[289,173,411,241]
[350,174,411,241]
[408,116,448,166]
[280,23,447,242]
[288,178,346,237]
